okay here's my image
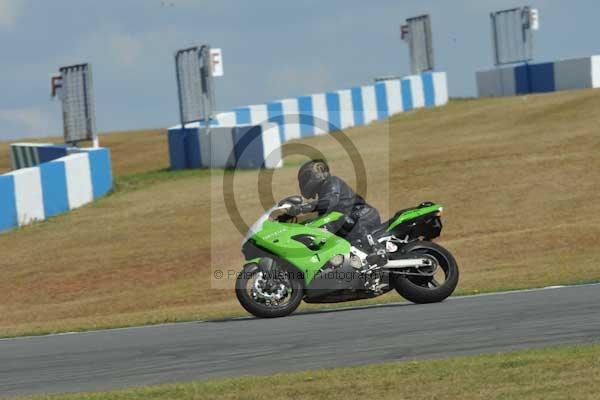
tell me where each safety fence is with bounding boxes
[9,143,72,170]
[167,123,282,169]
[167,71,449,170]
[0,148,112,233]
[477,55,600,97]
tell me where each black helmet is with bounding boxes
[298,159,330,198]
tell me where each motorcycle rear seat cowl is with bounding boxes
[374,202,440,237]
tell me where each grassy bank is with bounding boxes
[17,344,600,400]
[0,128,168,176]
[0,89,599,337]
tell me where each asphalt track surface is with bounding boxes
[2,283,600,397]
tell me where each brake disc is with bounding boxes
[252,272,289,304]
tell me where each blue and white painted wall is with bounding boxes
[0,148,113,233]
[168,71,449,170]
[477,55,600,97]
[168,123,282,169]
[9,143,72,170]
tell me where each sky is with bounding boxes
[1,0,599,140]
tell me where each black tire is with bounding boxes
[235,263,304,318]
[391,241,459,304]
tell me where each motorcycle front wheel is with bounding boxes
[391,241,459,304]
[235,262,304,318]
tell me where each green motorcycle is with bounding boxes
[236,196,459,318]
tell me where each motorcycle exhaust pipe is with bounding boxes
[382,257,433,269]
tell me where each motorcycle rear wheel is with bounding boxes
[391,241,459,304]
[235,263,304,318]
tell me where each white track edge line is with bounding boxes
[1,282,599,342]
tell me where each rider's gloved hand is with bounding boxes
[286,202,316,217]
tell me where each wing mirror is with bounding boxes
[278,195,303,206]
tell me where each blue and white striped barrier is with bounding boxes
[9,143,72,170]
[476,55,600,97]
[168,123,282,169]
[0,148,112,233]
[230,124,283,169]
[168,71,448,170]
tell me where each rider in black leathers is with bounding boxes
[291,159,381,246]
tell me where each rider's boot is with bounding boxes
[364,234,388,267]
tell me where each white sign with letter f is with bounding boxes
[210,48,224,77]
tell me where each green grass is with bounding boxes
[113,168,212,193]
[17,343,600,400]
[112,161,303,193]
